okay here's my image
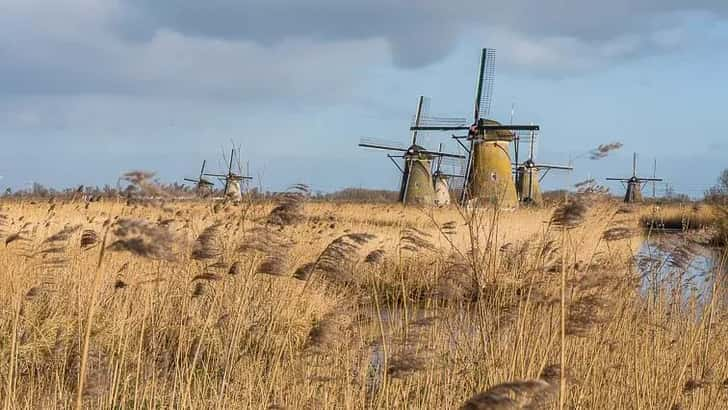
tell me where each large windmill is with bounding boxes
[515,132,573,205]
[184,160,215,196]
[359,96,465,206]
[409,48,539,208]
[606,153,662,203]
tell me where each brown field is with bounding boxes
[1,195,727,409]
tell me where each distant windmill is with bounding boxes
[203,146,253,200]
[409,48,539,208]
[606,153,662,203]
[515,132,573,205]
[183,160,215,196]
[359,96,465,206]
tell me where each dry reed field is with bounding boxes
[1,193,727,409]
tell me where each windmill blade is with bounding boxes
[198,160,207,180]
[476,48,496,120]
[359,137,409,152]
[413,123,539,133]
[411,115,469,128]
[410,96,427,146]
[410,125,471,132]
[436,172,465,178]
[419,150,466,159]
[439,156,467,167]
[636,178,663,182]
[534,163,574,171]
[513,131,536,143]
[435,143,444,173]
[606,178,630,181]
[228,148,236,175]
[184,178,201,183]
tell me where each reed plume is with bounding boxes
[436,253,478,302]
[386,350,427,379]
[364,249,386,264]
[107,218,177,261]
[293,233,375,284]
[306,310,353,351]
[574,178,609,194]
[551,200,587,229]
[399,227,435,252]
[122,170,168,198]
[80,229,99,249]
[589,142,623,160]
[191,222,223,261]
[238,226,294,276]
[460,375,559,409]
[267,184,309,227]
[602,226,636,242]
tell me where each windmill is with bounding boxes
[515,132,573,205]
[431,143,465,206]
[606,153,662,203]
[183,160,215,196]
[359,96,465,206]
[410,48,539,208]
[203,146,253,200]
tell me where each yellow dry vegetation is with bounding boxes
[0,196,726,409]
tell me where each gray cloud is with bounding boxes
[1,0,727,100]
[117,1,728,65]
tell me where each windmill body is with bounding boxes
[606,153,662,203]
[514,133,572,205]
[516,160,542,204]
[225,178,243,200]
[624,177,643,203]
[433,172,450,206]
[431,143,459,206]
[469,122,518,207]
[400,145,436,205]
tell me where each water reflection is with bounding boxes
[637,236,720,303]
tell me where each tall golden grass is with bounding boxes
[0,194,726,409]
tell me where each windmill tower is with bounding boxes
[606,153,662,203]
[204,147,253,201]
[515,132,573,205]
[410,48,539,208]
[184,160,215,196]
[359,96,465,206]
[431,143,464,206]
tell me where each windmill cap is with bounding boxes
[479,119,515,141]
[406,144,432,157]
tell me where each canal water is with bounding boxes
[637,235,724,303]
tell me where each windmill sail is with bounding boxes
[359,137,410,152]
[474,48,496,122]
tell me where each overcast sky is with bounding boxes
[1,0,727,196]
